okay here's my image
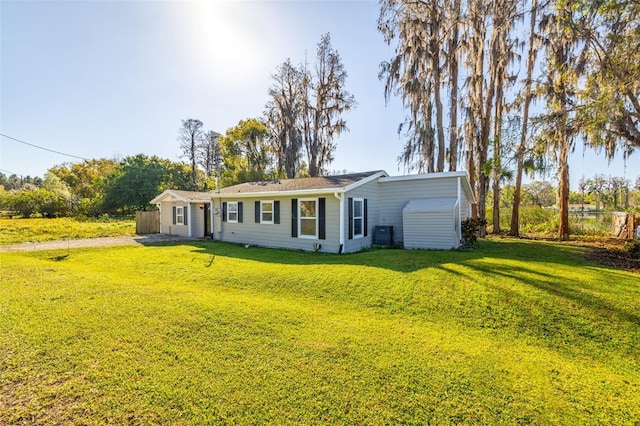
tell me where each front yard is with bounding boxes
[1,239,638,423]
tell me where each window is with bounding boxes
[228,202,238,223]
[299,199,317,238]
[261,201,273,224]
[348,197,367,240]
[176,206,184,225]
[353,198,363,238]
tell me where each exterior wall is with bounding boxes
[403,210,458,250]
[343,179,382,253]
[189,203,207,238]
[212,194,343,253]
[159,201,189,237]
[379,177,458,246]
[458,177,473,220]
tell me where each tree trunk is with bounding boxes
[509,0,537,237]
[557,136,571,240]
[447,0,461,172]
[431,16,446,173]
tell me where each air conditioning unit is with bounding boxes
[373,225,393,246]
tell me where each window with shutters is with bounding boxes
[352,198,363,238]
[298,198,317,238]
[176,206,185,225]
[261,201,273,224]
[227,202,238,223]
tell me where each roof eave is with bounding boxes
[211,187,347,199]
[150,190,212,204]
[378,171,468,183]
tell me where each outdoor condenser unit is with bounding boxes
[373,225,393,246]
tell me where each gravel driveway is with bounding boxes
[0,234,193,252]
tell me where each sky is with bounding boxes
[1,0,637,191]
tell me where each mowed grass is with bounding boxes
[0,217,135,245]
[1,240,639,424]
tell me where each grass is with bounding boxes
[1,239,639,424]
[0,217,135,245]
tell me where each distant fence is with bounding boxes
[136,210,160,234]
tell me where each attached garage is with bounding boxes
[402,198,460,250]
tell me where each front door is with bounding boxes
[204,204,211,237]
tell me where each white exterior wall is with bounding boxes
[379,177,458,246]
[403,210,458,250]
[212,195,343,253]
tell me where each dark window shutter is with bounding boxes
[173,206,177,225]
[184,206,188,226]
[348,197,353,240]
[238,202,243,223]
[274,200,280,224]
[319,197,326,240]
[222,202,227,222]
[291,198,298,238]
[255,201,260,223]
[364,199,368,237]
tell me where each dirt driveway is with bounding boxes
[0,234,192,252]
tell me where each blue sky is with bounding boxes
[1,0,636,190]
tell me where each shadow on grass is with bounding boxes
[169,239,640,358]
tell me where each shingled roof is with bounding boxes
[215,170,387,195]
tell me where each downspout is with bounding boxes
[187,203,192,237]
[210,200,214,239]
[334,192,344,253]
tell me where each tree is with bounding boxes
[575,0,640,153]
[220,119,271,186]
[538,0,584,240]
[178,119,205,188]
[49,158,116,215]
[200,130,223,179]
[522,181,556,207]
[264,34,355,178]
[302,33,356,177]
[585,174,608,210]
[102,154,195,213]
[379,0,450,173]
[264,59,305,178]
[488,0,520,234]
[510,0,541,237]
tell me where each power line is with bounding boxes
[0,133,89,161]
[0,168,28,178]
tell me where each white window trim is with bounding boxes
[176,206,185,225]
[227,201,238,223]
[298,198,318,239]
[352,198,364,239]
[261,200,274,224]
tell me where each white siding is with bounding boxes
[379,177,458,246]
[403,210,458,249]
[213,195,342,253]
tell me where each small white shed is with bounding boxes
[402,198,460,250]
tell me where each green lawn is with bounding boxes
[1,240,638,424]
[0,217,135,245]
